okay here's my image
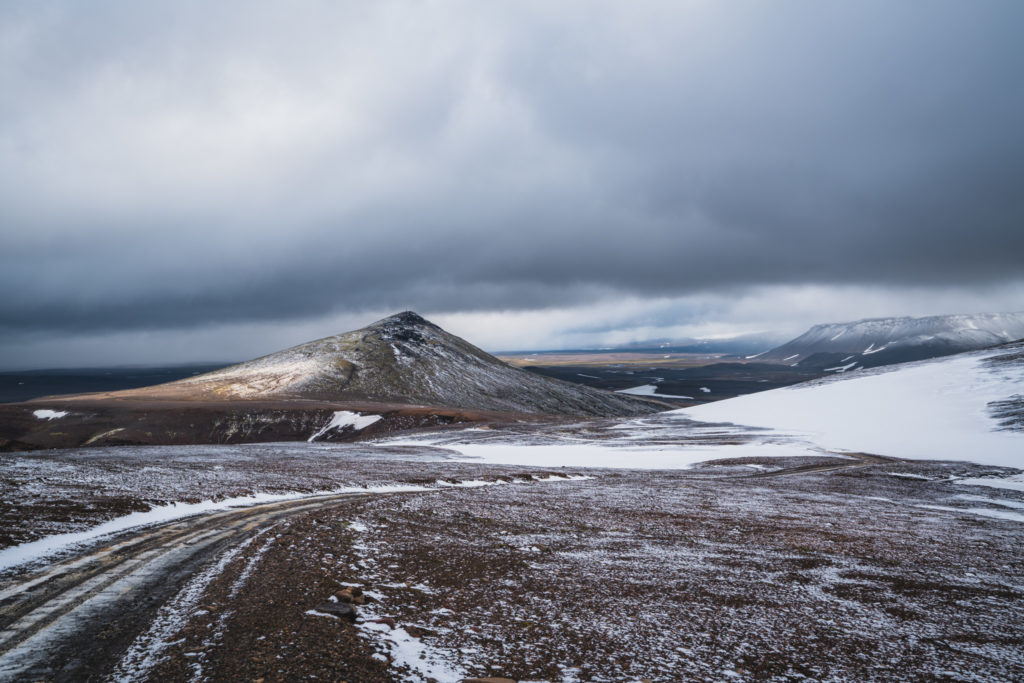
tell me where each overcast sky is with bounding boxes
[2,1,1023,368]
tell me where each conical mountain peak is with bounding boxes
[113,312,665,417]
[372,311,433,328]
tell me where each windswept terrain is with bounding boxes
[0,337,1022,680]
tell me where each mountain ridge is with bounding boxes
[757,311,1024,372]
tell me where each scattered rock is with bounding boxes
[312,602,357,622]
[334,586,367,604]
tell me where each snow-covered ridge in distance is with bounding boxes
[680,341,1024,468]
[757,311,1024,372]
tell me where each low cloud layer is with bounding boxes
[2,2,1022,365]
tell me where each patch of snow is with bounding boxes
[956,475,1024,492]
[744,351,766,359]
[308,411,383,442]
[434,479,504,488]
[699,387,711,393]
[681,349,1024,467]
[615,385,693,399]
[33,409,68,420]
[783,354,799,361]
[360,621,464,681]
[823,361,858,373]
[886,472,932,480]
[382,441,822,470]
[863,343,890,355]
[306,609,340,620]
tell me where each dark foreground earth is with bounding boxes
[1,445,1023,682]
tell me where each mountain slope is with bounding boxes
[758,312,1024,372]
[680,340,1024,467]
[112,312,666,417]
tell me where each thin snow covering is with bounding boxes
[307,411,382,442]
[112,532,267,681]
[615,384,693,399]
[33,409,68,420]
[380,439,821,470]
[680,348,1024,467]
[914,504,1024,524]
[143,312,659,417]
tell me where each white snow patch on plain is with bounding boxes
[308,411,382,442]
[887,472,932,480]
[361,622,465,682]
[681,351,1024,468]
[616,384,693,399]
[700,387,711,393]
[957,475,1024,492]
[33,409,68,420]
[381,441,821,470]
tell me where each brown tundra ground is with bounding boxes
[0,443,1022,682]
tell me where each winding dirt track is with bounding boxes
[0,491,376,682]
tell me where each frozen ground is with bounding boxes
[1,342,1022,680]
[2,444,1024,680]
[114,457,1024,682]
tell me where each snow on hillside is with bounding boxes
[760,312,1024,370]
[124,312,664,417]
[680,343,1024,467]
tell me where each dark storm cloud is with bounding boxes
[1,1,1023,340]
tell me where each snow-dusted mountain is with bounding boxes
[758,312,1024,372]
[119,312,665,417]
[682,340,1024,467]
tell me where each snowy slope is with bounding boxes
[760,312,1024,371]
[126,312,665,417]
[680,342,1024,467]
